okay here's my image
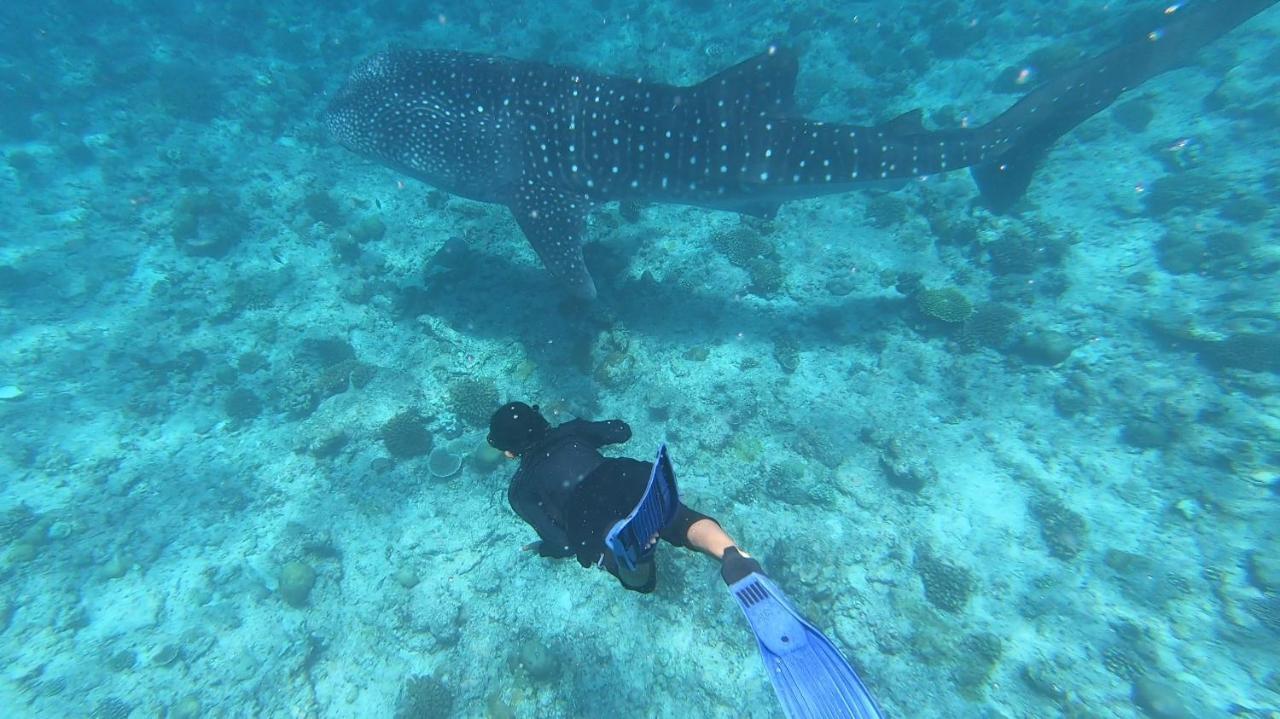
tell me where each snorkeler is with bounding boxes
[488,401,885,718]
[486,400,749,592]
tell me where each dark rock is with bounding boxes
[1199,333,1280,373]
[1121,419,1173,449]
[1014,330,1076,365]
[1113,99,1155,132]
[223,388,263,421]
[1155,233,1204,275]
[1053,386,1090,417]
[1219,196,1269,225]
[1131,675,1195,719]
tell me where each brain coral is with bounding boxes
[916,287,973,323]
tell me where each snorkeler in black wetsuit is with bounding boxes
[488,401,759,593]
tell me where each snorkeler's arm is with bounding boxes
[560,418,632,448]
[507,481,574,558]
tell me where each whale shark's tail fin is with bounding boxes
[974,0,1276,213]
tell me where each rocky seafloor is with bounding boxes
[1,1,1278,717]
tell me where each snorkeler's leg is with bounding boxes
[685,517,741,560]
[663,508,765,585]
[658,504,751,562]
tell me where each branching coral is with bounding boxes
[448,378,499,427]
[381,410,433,458]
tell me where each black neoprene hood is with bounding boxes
[487,401,550,453]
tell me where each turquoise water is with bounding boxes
[2,1,1278,717]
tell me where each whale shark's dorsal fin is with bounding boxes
[691,45,799,117]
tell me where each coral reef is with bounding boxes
[772,335,800,374]
[0,506,37,546]
[275,339,374,419]
[1144,172,1229,216]
[916,288,973,324]
[448,378,500,427]
[509,634,563,681]
[914,547,973,613]
[1030,496,1088,560]
[395,674,455,719]
[223,388,263,421]
[346,215,386,243]
[469,442,505,473]
[986,231,1045,276]
[279,561,316,608]
[171,190,249,258]
[711,226,774,267]
[865,428,936,493]
[381,410,433,459]
[1247,542,1280,593]
[865,194,908,228]
[1103,646,1147,680]
[314,359,376,399]
[960,303,1020,350]
[745,256,785,296]
[1219,195,1269,225]
[952,632,1004,698]
[1013,330,1076,366]
[1157,229,1262,277]
[226,271,292,315]
[302,190,344,225]
[427,447,462,479]
[90,698,133,719]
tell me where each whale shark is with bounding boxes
[326,0,1275,299]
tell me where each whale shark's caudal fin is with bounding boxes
[973,0,1277,213]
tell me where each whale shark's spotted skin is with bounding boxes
[327,48,997,298]
[327,1,1274,298]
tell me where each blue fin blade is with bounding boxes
[730,573,885,719]
[605,444,679,571]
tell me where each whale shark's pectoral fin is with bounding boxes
[511,183,598,300]
[970,138,1051,214]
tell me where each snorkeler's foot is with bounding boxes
[618,558,657,593]
[720,546,763,586]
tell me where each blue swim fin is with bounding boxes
[729,572,885,719]
[605,444,679,572]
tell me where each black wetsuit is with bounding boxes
[507,418,711,591]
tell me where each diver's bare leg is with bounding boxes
[685,518,747,560]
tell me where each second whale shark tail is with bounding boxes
[973,0,1276,213]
